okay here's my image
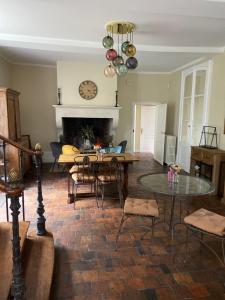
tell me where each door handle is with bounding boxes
[141,128,143,134]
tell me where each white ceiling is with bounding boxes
[0,0,225,72]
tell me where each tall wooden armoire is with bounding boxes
[0,88,31,174]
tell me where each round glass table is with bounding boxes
[139,174,215,236]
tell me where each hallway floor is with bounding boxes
[1,153,225,299]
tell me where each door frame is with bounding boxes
[177,60,213,168]
[132,101,164,152]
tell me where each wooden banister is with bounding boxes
[0,180,24,197]
[0,134,41,156]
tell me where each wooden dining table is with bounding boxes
[58,152,139,203]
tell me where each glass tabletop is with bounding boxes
[139,173,215,197]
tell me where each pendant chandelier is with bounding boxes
[102,21,138,77]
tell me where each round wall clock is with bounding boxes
[79,80,98,100]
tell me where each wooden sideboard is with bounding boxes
[0,88,32,174]
[190,146,225,196]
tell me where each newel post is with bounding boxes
[8,169,25,300]
[34,143,46,236]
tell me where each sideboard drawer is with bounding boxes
[191,148,203,161]
[202,152,213,165]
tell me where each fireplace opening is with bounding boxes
[61,117,113,148]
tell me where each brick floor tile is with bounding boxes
[187,282,210,298]
[1,154,224,299]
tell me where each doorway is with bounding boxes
[134,104,156,153]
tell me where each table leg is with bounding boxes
[67,172,74,204]
[169,195,176,239]
[123,163,129,200]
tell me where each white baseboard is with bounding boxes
[42,151,54,163]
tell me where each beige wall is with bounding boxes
[208,54,225,150]
[169,71,181,136]
[11,65,57,154]
[134,104,141,151]
[57,61,117,106]
[116,73,174,150]
[0,55,11,86]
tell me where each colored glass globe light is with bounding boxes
[116,64,128,76]
[112,55,124,67]
[121,41,130,54]
[104,64,116,77]
[106,49,118,61]
[126,57,138,69]
[102,35,114,49]
[125,44,136,57]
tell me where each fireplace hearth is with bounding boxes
[53,105,122,147]
[61,117,113,148]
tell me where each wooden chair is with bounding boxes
[99,146,122,154]
[96,156,124,209]
[116,197,159,249]
[118,140,127,153]
[70,155,98,209]
[49,142,63,172]
[184,208,225,265]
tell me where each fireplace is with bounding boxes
[53,105,121,146]
[62,117,113,147]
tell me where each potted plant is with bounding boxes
[80,125,95,149]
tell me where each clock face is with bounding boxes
[79,80,98,100]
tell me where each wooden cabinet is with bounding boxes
[0,88,21,141]
[6,135,32,174]
[190,146,225,196]
[0,88,31,174]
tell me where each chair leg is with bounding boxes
[222,239,225,264]
[51,158,57,172]
[22,192,25,221]
[140,217,155,240]
[117,182,123,208]
[101,184,105,210]
[163,201,166,223]
[199,232,204,253]
[115,214,126,250]
[185,226,190,262]
[95,181,99,208]
[96,180,99,208]
[73,184,77,210]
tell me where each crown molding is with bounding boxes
[137,44,223,53]
[11,61,56,69]
[0,33,101,51]
[0,51,12,64]
[134,71,170,75]
[170,56,208,73]
[0,33,224,54]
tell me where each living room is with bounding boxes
[1,1,225,299]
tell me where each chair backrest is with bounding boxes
[50,142,63,159]
[100,146,122,154]
[101,156,125,181]
[118,140,127,153]
[62,144,80,155]
[74,155,98,181]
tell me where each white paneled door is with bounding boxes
[140,105,156,152]
[177,61,211,172]
[154,104,167,165]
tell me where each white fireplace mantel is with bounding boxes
[52,105,122,139]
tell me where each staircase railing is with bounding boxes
[0,134,47,299]
[0,178,25,299]
[0,134,46,236]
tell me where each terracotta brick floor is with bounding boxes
[1,153,225,299]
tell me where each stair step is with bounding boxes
[23,231,54,300]
[0,221,30,300]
